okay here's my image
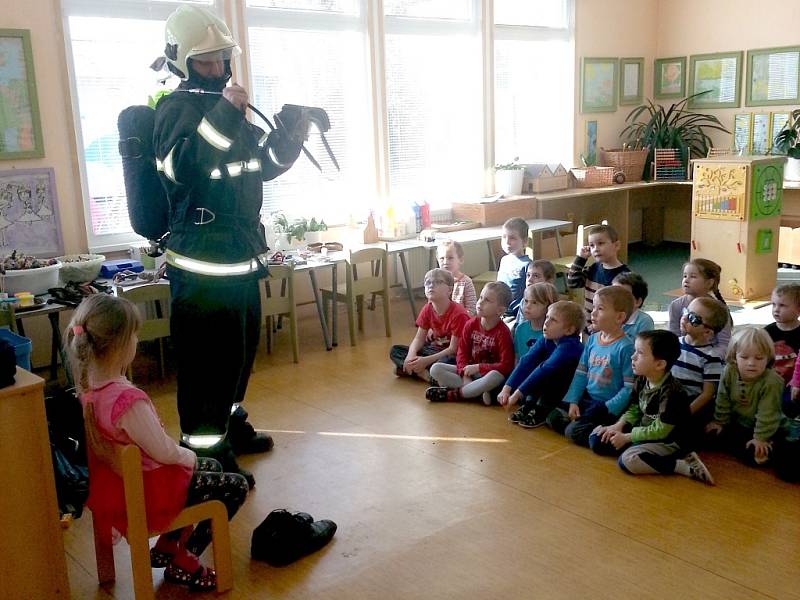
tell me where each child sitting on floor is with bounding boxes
[437,239,477,316]
[513,282,560,360]
[66,295,249,592]
[589,329,715,485]
[390,268,469,381]
[612,271,654,339]
[548,286,635,446]
[427,281,515,405]
[671,297,727,430]
[765,284,800,418]
[706,327,785,467]
[567,224,630,332]
[668,258,731,355]
[514,260,557,325]
[497,217,531,318]
[499,300,585,428]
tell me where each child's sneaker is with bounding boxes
[518,410,547,429]
[508,406,528,424]
[426,386,449,402]
[683,451,715,485]
[482,391,493,406]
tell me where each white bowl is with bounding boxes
[1,261,62,295]
[56,253,106,284]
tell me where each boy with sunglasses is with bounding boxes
[671,297,728,431]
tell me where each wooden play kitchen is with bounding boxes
[690,156,785,301]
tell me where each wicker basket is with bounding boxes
[570,166,615,188]
[598,148,648,182]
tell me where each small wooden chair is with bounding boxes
[84,405,233,599]
[260,263,299,363]
[116,283,170,380]
[321,247,391,346]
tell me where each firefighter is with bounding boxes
[154,5,306,487]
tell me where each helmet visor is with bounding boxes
[191,47,239,63]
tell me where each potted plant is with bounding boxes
[269,213,328,246]
[303,217,328,244]
[620,92,730,179]
[774,109,800,182]
[494,157,525,196]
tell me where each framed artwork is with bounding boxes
[0,29,44,160]
[654,56,686,99]
[745,46,800,107]
[756,229,773,254]
[770,111,791,155]
[580,57,617,113]
[751,113,771,155]
[585,120,598,166]
[0,168,62,256]
[688,51,743,109]
[619,57,644,105]
[733,113,752,154]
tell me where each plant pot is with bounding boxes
[785,157,800,182]
[304,231,323,244]
[495,169,525,196]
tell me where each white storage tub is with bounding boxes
[1,261,62,295]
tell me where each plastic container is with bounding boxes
[0,328,32,371]
[99,259,144,278]
[56,254,106,284]
[0,261,62,296]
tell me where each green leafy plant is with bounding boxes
[774,109,800,159]
[620,92,730,177]
[494,156,523,170]
[271,213,327,242]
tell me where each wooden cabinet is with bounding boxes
[0,368,69,598]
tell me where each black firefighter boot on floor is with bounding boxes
[229,405,274,455]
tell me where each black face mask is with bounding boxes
[185,58,232,93]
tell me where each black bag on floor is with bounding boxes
[45,388,89,518]
[0,338,16,388]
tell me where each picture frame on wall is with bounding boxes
[733,113,752,154]
[654,56,686,99]
[0,168,63,257]
[688,51,743,109]
[580,57,617,113]
[0,29,44,160]
[751,113,771,155]
[745,46,800,107]
[770,111,791,155]
[619,57,644,106]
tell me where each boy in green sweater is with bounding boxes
[589,329,715,484]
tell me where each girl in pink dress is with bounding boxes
[65,295,248,592]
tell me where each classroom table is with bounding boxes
[295,219,572,349]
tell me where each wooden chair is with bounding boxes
[321,247,391,346]
[260,263,299,363]
[116,283,170,380]
[85,406,233,599]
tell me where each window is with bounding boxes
[494,0,574,167]
[63,1,204,251]
[62,0,575,251]
[384,1,483,206]
[246,1,374,223]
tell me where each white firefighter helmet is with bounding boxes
[163,5,240,80]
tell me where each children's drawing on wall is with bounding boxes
[0,168,62,256]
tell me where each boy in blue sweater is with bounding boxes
[547,285,635,446]
[499,300,585,428]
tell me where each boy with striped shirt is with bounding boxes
[671,297,728,423]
